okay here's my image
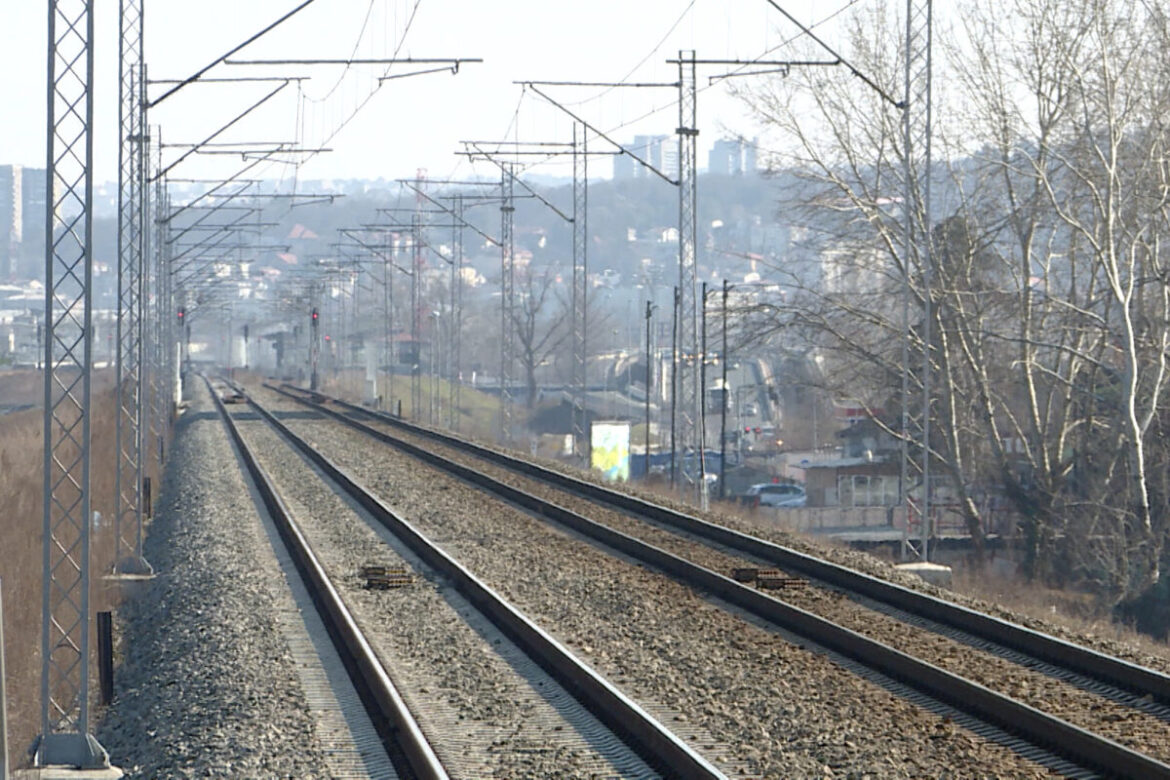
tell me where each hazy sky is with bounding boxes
[1,0,846,184]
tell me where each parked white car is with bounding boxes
[743,483,806,508]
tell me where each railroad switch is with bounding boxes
[360,565,414,590]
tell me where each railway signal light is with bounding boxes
[177,307,184,320]
[311,307,319,322]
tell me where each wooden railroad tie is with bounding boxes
[360,565,414,590]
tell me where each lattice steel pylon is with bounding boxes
[411,172,427,420]
[165,195,179,414]
[37,0,111,768]
[114,0,151,576]
[499,165,516,442]
[571,123,589,456]
[901,0,934,560]
[450,196,464,430]
[152,159,168,466]
[676,50,704,508]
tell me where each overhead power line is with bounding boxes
[149,0,321,108]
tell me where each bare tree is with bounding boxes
[953,0,1170,600]
[738,0,1170,602]
[511,265,569,408]
[735,4,997,551]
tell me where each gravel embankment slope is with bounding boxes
[96,387,333,779]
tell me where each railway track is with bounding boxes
[209,377,724,779]
[260,380,1170,779]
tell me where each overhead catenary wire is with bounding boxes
[564,0,698,107]
[149,0,322,108]
[303,0,379,103]
[301,0,427,158]
[512,0,865,176]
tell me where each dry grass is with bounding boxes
[0,369,160,765]
[256,368,508,442]
[952,568,1170,662]
[0,372,45,407]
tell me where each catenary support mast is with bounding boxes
[676,50,704,509]
[571,123,589,455]
[38,0,112,768]
[903,0,934,560]
[114,0,150,574]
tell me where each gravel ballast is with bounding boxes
[231,413,660,779]
[332,398,1170,762]
[257,387,1056,778]
[95,386,334,778]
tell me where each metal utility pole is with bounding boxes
[158,177,175,458]
[429,311,440,424]
[645,301,654,478]
[904,0,934,560]
[450,196,464,429]
[38,0,111,768]
[310,306,320,389]
[411,211,423,420]
[719,279,729,499]
[147,150,166,466]
[517,84,668,457]
[572,123,589,456]
[114,0,150,575]
[675,50,705,510]
[699,280,710,507]
[499,165,516,442]
[670,285,679,486]
[390,230,400,409]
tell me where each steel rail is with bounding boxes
[206,377,449,780]
[283,385,1170,705]
[237,383,726,780]
[270,382,1170,780]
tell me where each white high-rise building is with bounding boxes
[613,134,677,180]
[19,167,47,280]
[707,137,759,176]
[0,165,22,280]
